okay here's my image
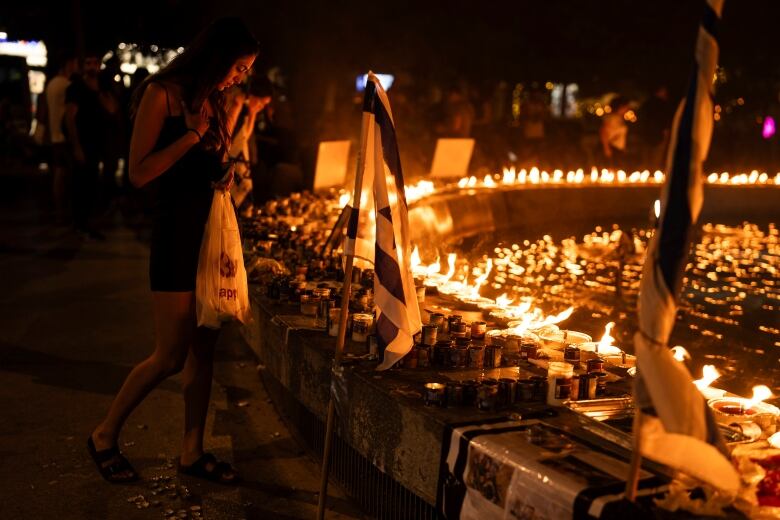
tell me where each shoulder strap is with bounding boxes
[157,82,171,116]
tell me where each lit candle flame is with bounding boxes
[670,346,691,362]
[425,257,441,276]
[495,293,514,308]
[548,306,575,324]
[744,385,774,411]
[411,246,421,271]
[463,258,493,299]
[444,253,457,281]
[503,167,516,184]
[596,322,616,353]
[693,365,721,391]
[654,199,661,219]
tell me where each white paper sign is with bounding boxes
[430,138,475,178]
[313,140,351,190]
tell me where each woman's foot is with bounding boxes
[179,452,239,485]
[87,435,139,483]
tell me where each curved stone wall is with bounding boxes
[408,185,778,245]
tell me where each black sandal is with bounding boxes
[86,436,139,483]
[178,453,239,485]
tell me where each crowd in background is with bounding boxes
[2,50,779,236]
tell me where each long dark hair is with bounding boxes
[132,17,258,153]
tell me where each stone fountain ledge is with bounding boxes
[241,289,655,509]
[408,184,778,246]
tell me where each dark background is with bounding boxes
[3,0,780,171]
[0,0,780,85]
[4,0,779,95]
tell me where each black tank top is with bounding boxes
[149,84,223,222]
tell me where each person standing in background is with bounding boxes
[599,96,631,170]
[228,74,272,209]
[638,85,674,170]
[46,51,79,225]
[64,50,108,240]
[98,56,128,206]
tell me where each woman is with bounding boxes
[87,17,258,484]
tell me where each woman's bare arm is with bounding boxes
[128,83,201,188]
[226,91,246,137]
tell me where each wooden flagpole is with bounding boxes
[317,109,372,520]
[625,407,643,501]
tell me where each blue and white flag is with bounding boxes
[345,72,422,370]
[633,0,739,493]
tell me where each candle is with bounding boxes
[421,325,438,346]
[538,329,592,350]
[470,321,487,341]
[498,378,517,407]
[351,313,373,343]
[433,340,453,367]
[547,362,574,406]
[423,383,446,406]
[484,344,503,368]
[429,312,447,334]
[445,382,464,407]
[468,345,485,369]
[477,381,499,411]
[300,294,319,316]
[708,397,780,438]
[564,344,581,365]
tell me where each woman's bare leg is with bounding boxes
[180,326,219,465]
[91,291,195,457]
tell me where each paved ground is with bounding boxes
[0,173,362,520]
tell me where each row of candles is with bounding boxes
[406,243,780,440]
[403,167,780,203]
[671,345,780,445]
[408,221,779,368]
[242,175,778,444]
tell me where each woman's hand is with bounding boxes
[181,100,210,138]
[246,95,271,115]
[212,162,235,192]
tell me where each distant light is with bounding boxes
[114,74,121,82]
[737,97,745,106]
[762,116,776,139]
[545,81,554,90]
[123,75,131,88]
[177,47,184,53]
[0,39,48,66]
[120,63,137,74]
[118,43,126,50]
[654,199,661,219]
[356,73,394,92]
[0,32,7,41]
[150,45,158,52]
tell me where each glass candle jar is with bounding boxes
[546,362,574,406]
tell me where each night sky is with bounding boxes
[3,0,780,159]
[4,1,779,88]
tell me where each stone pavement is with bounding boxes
[0,180,363,520]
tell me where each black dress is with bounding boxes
[148,84,223,292]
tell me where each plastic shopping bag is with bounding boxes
[196,190,251,328]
